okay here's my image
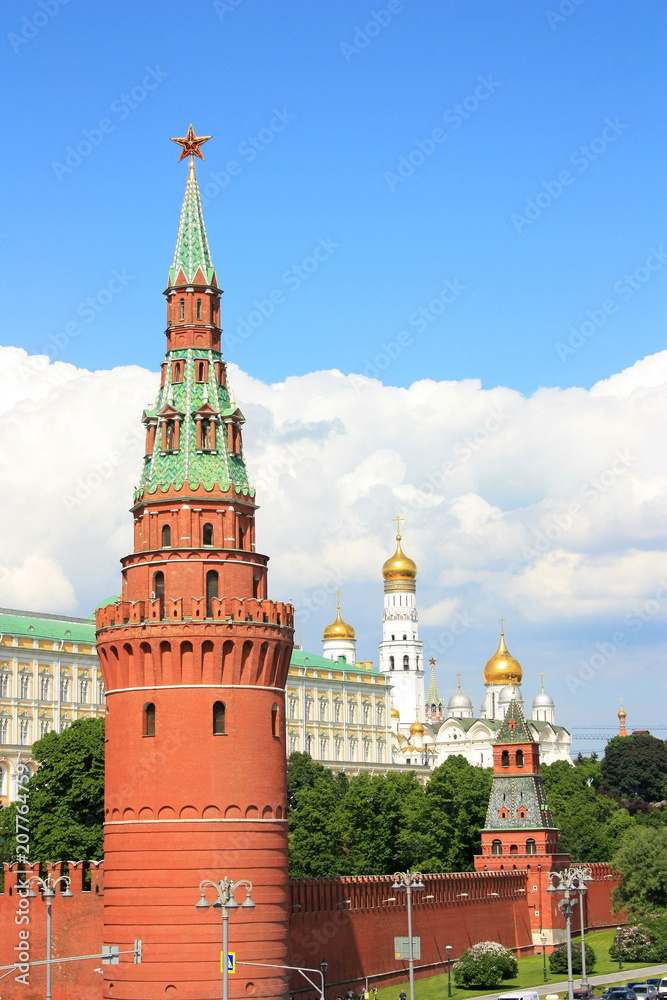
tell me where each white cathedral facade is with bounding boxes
[319,527,572,772]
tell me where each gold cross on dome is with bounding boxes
[499,616,505,632]
[393,514,404,537]
[171,124,211,162]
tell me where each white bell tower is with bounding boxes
[378,518,424,731]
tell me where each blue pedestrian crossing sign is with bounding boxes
[220,951,236,974]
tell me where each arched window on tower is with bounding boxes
[213,701,226,735]
[272,703,279,738]
[196,298,202,321]
[162,524,171,548]
[492,839,502,855]
[153,571,164,601]
[516,749,524,768]
[403,634,407,641]
[501,749,510,768]
[202,523,213,546]
[143,703,156,737]
[206,570,219,618]
[389,655,395,671]
[178,298,184,321]
[403,655,409,671]
[526,838,537,855]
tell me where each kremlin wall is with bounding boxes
[0,131,624,999]
[0,861,623,1000]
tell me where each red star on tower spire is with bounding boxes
[170,123,211,162]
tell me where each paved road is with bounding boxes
[470,963,667,1000]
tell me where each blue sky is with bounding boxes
[1,1,665,752]
[1,0,665,392]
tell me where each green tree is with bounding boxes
[417,756,493,872]
[611,826,667,918]
[542,759,621,861]
[601,734,667,803]
[288,774,345,877]
[0,718,105,863]
[339,770,425,874]
[286,751,333,808]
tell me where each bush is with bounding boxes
[549,941,596,975]
[453,941,518,989]
[609,925,655,963]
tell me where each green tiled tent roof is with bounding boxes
[495,697,534,744]
[168,163,215,286]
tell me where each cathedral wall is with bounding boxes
[0,863,621,1000]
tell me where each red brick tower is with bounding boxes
[474,696,570,946]
[95,126,294,1000]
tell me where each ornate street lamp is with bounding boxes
[547,869,581,1000]
[616,925,623,971]
[446,943,453,997]
[540,931,548,983]
[392,871,425,1000]
[195,876,255,1000]
[321,959,328,999]
[23,873,73,1000]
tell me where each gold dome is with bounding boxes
[390,706,400,719]
[483,627,523,685]
[618,699,626,719]
[382,530,417,581]
[410,721,425,735]
[322,594,356,642]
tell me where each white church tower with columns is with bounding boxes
[379,519,425,734]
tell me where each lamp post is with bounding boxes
[540,932,547,983]
[617,925,623,971]
[573,868,592,988]
[392,871,424,1000]
[320,959,328,1000]
[195,876,255,1000]
[547,869,580,1000]
[24,873,73,1000]
[446,943,453,998]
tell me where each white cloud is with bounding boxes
[0,344,665,732]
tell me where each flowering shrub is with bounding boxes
[453,941,518,988]
[549,941,596,975]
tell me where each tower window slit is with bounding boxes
[213,701,226,735]
[153,571,164,601]
[143,703,155,737]
[202,522,213,546]
[196,298,202,321]
[271,703,279,738]
[206,570,218,618]
[162,524,171,548]
[178,298,184,321]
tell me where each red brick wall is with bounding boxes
[0,863,621,1000]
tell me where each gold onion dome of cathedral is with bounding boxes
[410,721,425,735]
[382,529,417,581]
[483,626,523,685]
[322,595,356,641]
[391,706,400,719]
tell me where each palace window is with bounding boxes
[39,675,50,701]
[19,719,30,745]
[334,738,342,761]
[19,674,30,699]
[98,680,105,704]
[320,736,327,760]
[363,740,371,762]
[0,717,8,742]
[348,701,355,723]
[40,719,50,737]
[60,677,70,701]
[289,733,298,754]
[348,737,357,761]
[213,701,226,735]
[376,704,384,725]
[79,679,89,704]
[305,733,313,755]
[143,703,156,737]
[362,702,370,724]
[333,700,341,723]
[288,696,297,720]
[305,698,312,721]
[319,698,327,722]
[0,672,9,697]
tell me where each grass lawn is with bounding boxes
[375,929,655,1000]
